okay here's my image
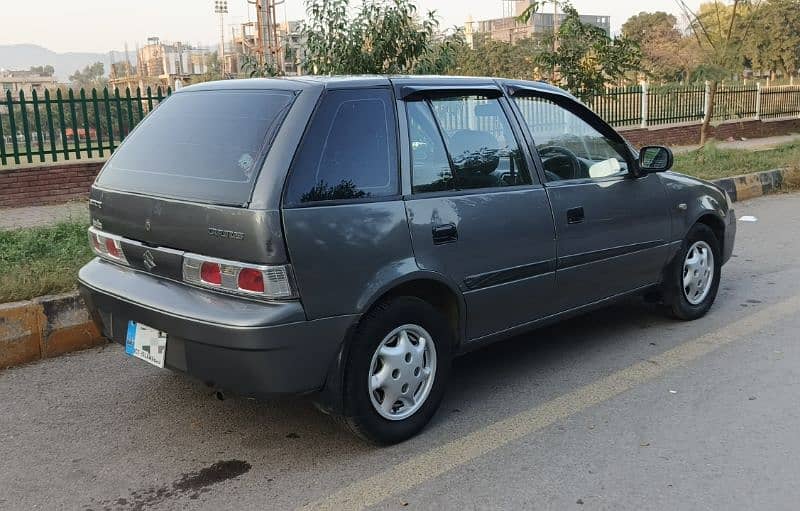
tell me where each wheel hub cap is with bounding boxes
[683,240,714,305]
[368,324,437,421]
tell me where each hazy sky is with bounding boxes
[2,0,701,53]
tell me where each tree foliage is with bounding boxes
[449,37,544,79]
[622,12,700,82]
[301,0,463,75]
[533,3,641,98]
[743,0,800,78]
[68,62,107,89]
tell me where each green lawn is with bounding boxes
[0,221,93,303]
[673,142,800,181]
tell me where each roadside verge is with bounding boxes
[0,292,102,369]
[712,167,795,202]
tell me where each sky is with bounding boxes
[1,0,702,54]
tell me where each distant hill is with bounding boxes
[0,44,120,81]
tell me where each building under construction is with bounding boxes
[109,38,212,91]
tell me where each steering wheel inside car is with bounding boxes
[538,145,582,181]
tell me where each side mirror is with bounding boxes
[638,146,673,173]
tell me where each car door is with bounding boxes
[509,90,671,311]
[400,88,557,340]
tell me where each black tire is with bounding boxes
[338,296,453,445]
[662,223,722,320]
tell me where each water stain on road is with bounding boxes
[88,459,251,510]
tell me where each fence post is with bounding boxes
[755,82,762,120]
[640,81,649,128]
[703,80,711,118]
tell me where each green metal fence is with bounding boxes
[585,85,643,127]
[1,86,170,166]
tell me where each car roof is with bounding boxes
[179,75,574,99]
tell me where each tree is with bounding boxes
[621,12,700,82]
[240,53,281,78]
[29,65,55,77]
[450,37,545,79]
[677,0,762,145]
[68,62,107,89]
[744,0,800,79]
[526,3,641,98]
[301,0,463,75]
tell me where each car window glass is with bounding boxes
[285,88,398,205]
[97,90,295,205]
[407,101,454,193]
[409,95,531,192]
[513,95,629,182]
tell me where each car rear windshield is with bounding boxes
[96,89,296,205]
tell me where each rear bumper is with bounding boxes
[78,258,358,397]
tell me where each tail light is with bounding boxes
[88,227,128,265]
[182,253,297,300]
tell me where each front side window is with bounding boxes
[513,95,630,182]
[408,95,532,194]
[284,88,398,206]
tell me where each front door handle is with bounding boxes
[432,223,458,245]
[567,206,585,224]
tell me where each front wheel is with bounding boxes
[339,297,452,445]
[662,223,722,320]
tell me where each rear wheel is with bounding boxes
[663,223,722,320]
[339,297,452,445]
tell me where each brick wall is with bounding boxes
[0,161,103,208]
[620,117,800,148]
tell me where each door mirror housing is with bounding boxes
[638,146,673,173]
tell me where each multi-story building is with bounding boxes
[109,38,211,91]
[466,0,611,47]
[0,70,59,95]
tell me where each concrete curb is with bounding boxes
[710,167,790,202]
[0,292,103,369]
[0,167,795,370]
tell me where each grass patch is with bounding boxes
[673,141,800,181]
[0,221,92,303]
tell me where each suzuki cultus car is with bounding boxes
[79,76,736,444]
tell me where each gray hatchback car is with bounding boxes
[78,76,736,444]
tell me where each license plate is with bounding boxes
[125,321,167,368]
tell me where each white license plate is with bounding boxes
[125,321,167,368]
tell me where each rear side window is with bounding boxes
[284,88,398,206]
[408,95,532,194]
[96,90,296,205]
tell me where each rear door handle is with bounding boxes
[432,223,458,245]
[567,206,585,224]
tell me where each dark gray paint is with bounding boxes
[89,187,287,264]
[658,171,736,263]
[281,201,417,320]
[405,188,557,339]
[545,174,672,310]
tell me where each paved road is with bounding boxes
[2,193,800,511]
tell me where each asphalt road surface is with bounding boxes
[2,193,800,511]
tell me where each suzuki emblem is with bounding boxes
[142,250,157,271]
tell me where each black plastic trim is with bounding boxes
[463,259,557,291]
